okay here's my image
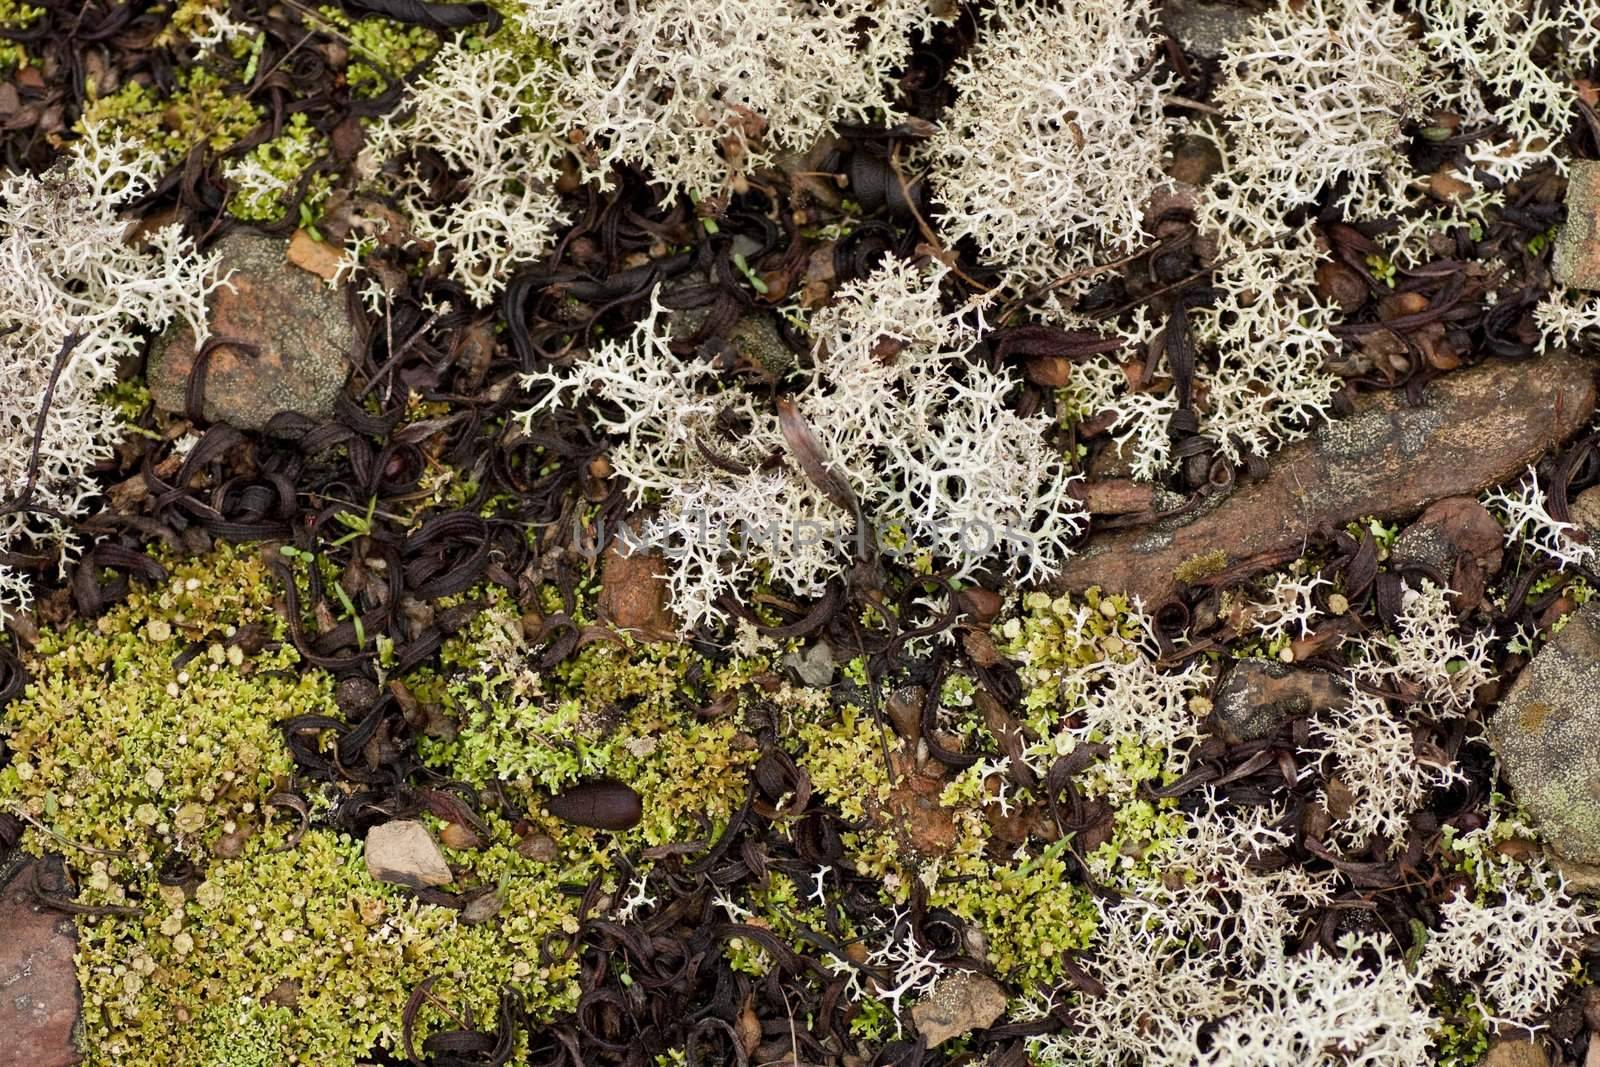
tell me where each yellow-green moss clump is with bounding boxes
[0,0,41,70]
[225,113,334,224]
[786,691,1098,992]
[0,547,604,1067]
[416,595,767,848]
[79,4,440,227]
[773,587,1206,998]
[82,69,261,162]
[2,546,305,868]
[314,5,439,97]
[0,546,1214,1060]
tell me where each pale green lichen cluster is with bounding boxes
[1,546,304,868]
[75,4,441,228]
[415,596,767,848]
[996,587,1141,726]
[759,589,1196,997]
[82,70,261,163]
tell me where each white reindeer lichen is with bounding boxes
[0,127,222,623]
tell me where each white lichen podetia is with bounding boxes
[1202,0,1426,246]
[927,0,1172,301]
[1020,591,1591,1065]
[1484,465,1600,571]
[1415,0,1600,181]
[0,127,221,623]
[511,0,941,199]
[362,39,568,306]
[1041,0,1428,479]
[520,259,1084,630]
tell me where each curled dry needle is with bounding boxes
[347,0,501,33]
[404,977,520,1067]
[0,332,82,524]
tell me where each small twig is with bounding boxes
[887,143,993,295]
[1165,93,1225,116]
[357,310,440,402]
[14,809,133,860]
[1093,228,1294,321]
[996,238,1185,328]
[0,333,83,520]
[245,30,318,100]
[31,864,144,919]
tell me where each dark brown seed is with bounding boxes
[886,685,927,741]
[1314,261,1367,313]
[545,780,643,830]
[1023,356,1072,386]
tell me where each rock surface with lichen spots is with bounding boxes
[1391,496,1504,609]
[0,858,82,1067]
[1053,352,1596,605]
[1209,658,1347,743]
[596,538,679,639]
[1489,603,1600,867]
[148,233,352,430]
[1556,160,1600,291]
[910,970,1009,1048]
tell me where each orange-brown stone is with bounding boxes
[149,233,352,430]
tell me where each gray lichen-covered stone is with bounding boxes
[782,640,836,687]
[1393,497,1502,575]
[1391,496,1504,609]
[1159,0,1259,60]
[910,971,1008,1049]
[1571,485,1600,544]
[1489,603,1600,866]
[148,233,352,430]
[1209,659,1348,743]
[1556,161,1600,291]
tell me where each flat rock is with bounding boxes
[1489,602,1600,866]
[1391,496,1504,610]
[910,971,1008,1048]
[1209,659,1347,743]
[597,538,678,640]
[1483,1039,1550,1067]
[1052,353,1596,606]
[1392,497,1503,576]
[1556,161,1600,291]
[1571,484,1600,543]
[149,233,352,430]
[1159,0,1259,60]
[0,858,82,1067]
[364,820,453,889]
[782,640,835,687]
